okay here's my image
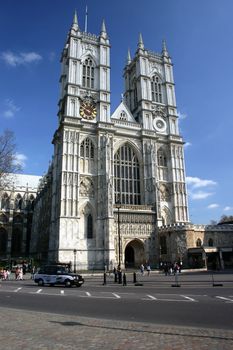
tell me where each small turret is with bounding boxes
[100,19,107,39]
[71,10,79,31]
[138,33,144,50]
[162,39,169,57]
[127,48,132,65]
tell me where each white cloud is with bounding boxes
[178,111,187,120]
[184,142,192,148]
[2,99,21,118]
[187,176,217,201]
[1,51,42,66]
[186,176,217,188]
[207,203,219,209]
[223,206,233,212]
[190,191,214,200]
[14,153,27,168]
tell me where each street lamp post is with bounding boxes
[73,249,77,273]
[115,200,121,268]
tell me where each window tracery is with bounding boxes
[114,144,141,205]
[151,75,163,103]
[82,57,95,89]
[80,138,94,159]
[157,149,167,167]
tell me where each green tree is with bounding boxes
[0,130,22,190]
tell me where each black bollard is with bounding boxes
[118,271,122,284]
[114,272,117,283]
[123,273,127,286]
[103,272,107,285]
[133,272,137,283]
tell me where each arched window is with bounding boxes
[151,75,163,103]
[133,81,138,108]
[0,214,8,223]
[120,111,127,120]
[80,138,94,159]
[82,58,94,89]
[208,238,214,247]
[15,194,22,210]
[196,238,202,247]
[157,149,167,167]
[0,228,8,254]
[1,193,9,210]
[87,214,93,239]
[114,144,141,205]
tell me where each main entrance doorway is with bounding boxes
[124,239,145,268]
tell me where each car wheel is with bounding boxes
[76,284,82,288]
[38,279,44,286]
[65,279,72,287]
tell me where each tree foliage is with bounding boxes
[0,130,22,189]
[219,215,233,224]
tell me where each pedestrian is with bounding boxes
[140,264,144,275]
[18,267,23,280]
[146,263,151,276]
[164,263,169,276]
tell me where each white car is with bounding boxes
[34,265,84,287]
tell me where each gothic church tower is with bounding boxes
[46,13,189,269]
[123,36,189,226]
[50,13,113,268]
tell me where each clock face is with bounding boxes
[153,117,166,133]
[80,101,97,120]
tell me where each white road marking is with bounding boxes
[36,289,42,294]
[14,287,22,292]
[181,295,197,302]
[216,296,233,303]
[86,292,91,297]
[112,293,121,299]
[147,294,157,300]
[60,290,65,295]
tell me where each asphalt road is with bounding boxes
[0,271,233,330]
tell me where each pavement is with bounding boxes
[0,306,233,350]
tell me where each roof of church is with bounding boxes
[8,173,42,190]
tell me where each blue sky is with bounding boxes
[0,0,233,224]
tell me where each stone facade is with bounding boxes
[0,174,41,264]
[158,223,233,268]
[29,13,190,270]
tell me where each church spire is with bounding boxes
[100,19,108,39]
[162,39,169,57]
[138,33,144,50]
[73,10,78,25]
[127,48,131,65]
[71,9,79,30]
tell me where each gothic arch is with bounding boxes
[14,193,23,210]
[114,140,142,165]
[114,142,142,205]
[80,177,94,198]
[81,56,97,89]
[160,184,170,201]
[161,206,173,225]
[1,192,9,210]
[151,74,164,103]
[124,239,145,267]
[80,202,95,239]
[0,213,8,223]
[157,147,168,167]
